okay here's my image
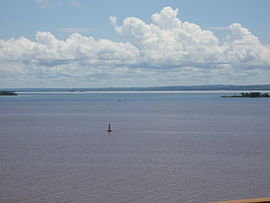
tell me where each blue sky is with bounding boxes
[0,0,270,88]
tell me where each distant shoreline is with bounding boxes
[2,84,270,93]
[222,92,270,98]
[0,91,17,96]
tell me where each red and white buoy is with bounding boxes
[107,124,112,134]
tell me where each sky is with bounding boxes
[0,0,270,88]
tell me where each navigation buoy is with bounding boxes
[107,124,112,134]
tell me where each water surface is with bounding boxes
[1,92,270,203]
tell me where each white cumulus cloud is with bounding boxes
[1,6,270,87]
[110,6,270,68]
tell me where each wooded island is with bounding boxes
[0,91,17,96]
[222,92,270,98]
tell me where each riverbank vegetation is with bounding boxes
[222,92,270,98]
[0,91,17,96]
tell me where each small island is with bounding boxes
[0,91,17,96]
[222,92,270,98]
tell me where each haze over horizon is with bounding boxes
[1,0,270,88]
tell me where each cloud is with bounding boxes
[1,6,270,87]
[69,0,81,7]
[36,0,81,9]
[0,32,140,67]
[0,32,140,86]
[110,7,222,67]
[111,7,270,67]
[36,0,60,9]
[223,23,270,65]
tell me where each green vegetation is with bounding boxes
[240,92,270,97]
[0,91,17,96]
[222,92,270,98]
